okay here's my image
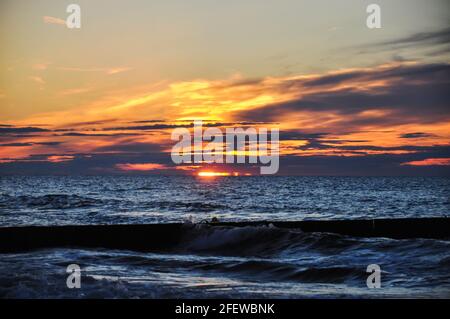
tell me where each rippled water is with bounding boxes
[0,176,449,298]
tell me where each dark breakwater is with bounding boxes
[1,217,448,253]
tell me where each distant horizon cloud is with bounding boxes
[401,158,450,167]
[116,163,168,171]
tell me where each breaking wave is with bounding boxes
[177,224,362,256]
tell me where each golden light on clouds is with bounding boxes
[1,62,449,174]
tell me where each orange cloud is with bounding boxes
[32,63,50,71]
[401,158,450,166]
[43,16,66,26]
[47,155,74,163]
[116,163,167,171]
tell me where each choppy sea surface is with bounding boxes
[0,176,449,298]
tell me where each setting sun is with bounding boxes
[197,172,231,177]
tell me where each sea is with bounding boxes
[0,176,449,298]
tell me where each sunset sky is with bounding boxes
[0,0,449,175]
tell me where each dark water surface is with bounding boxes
[0,176,449,298]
